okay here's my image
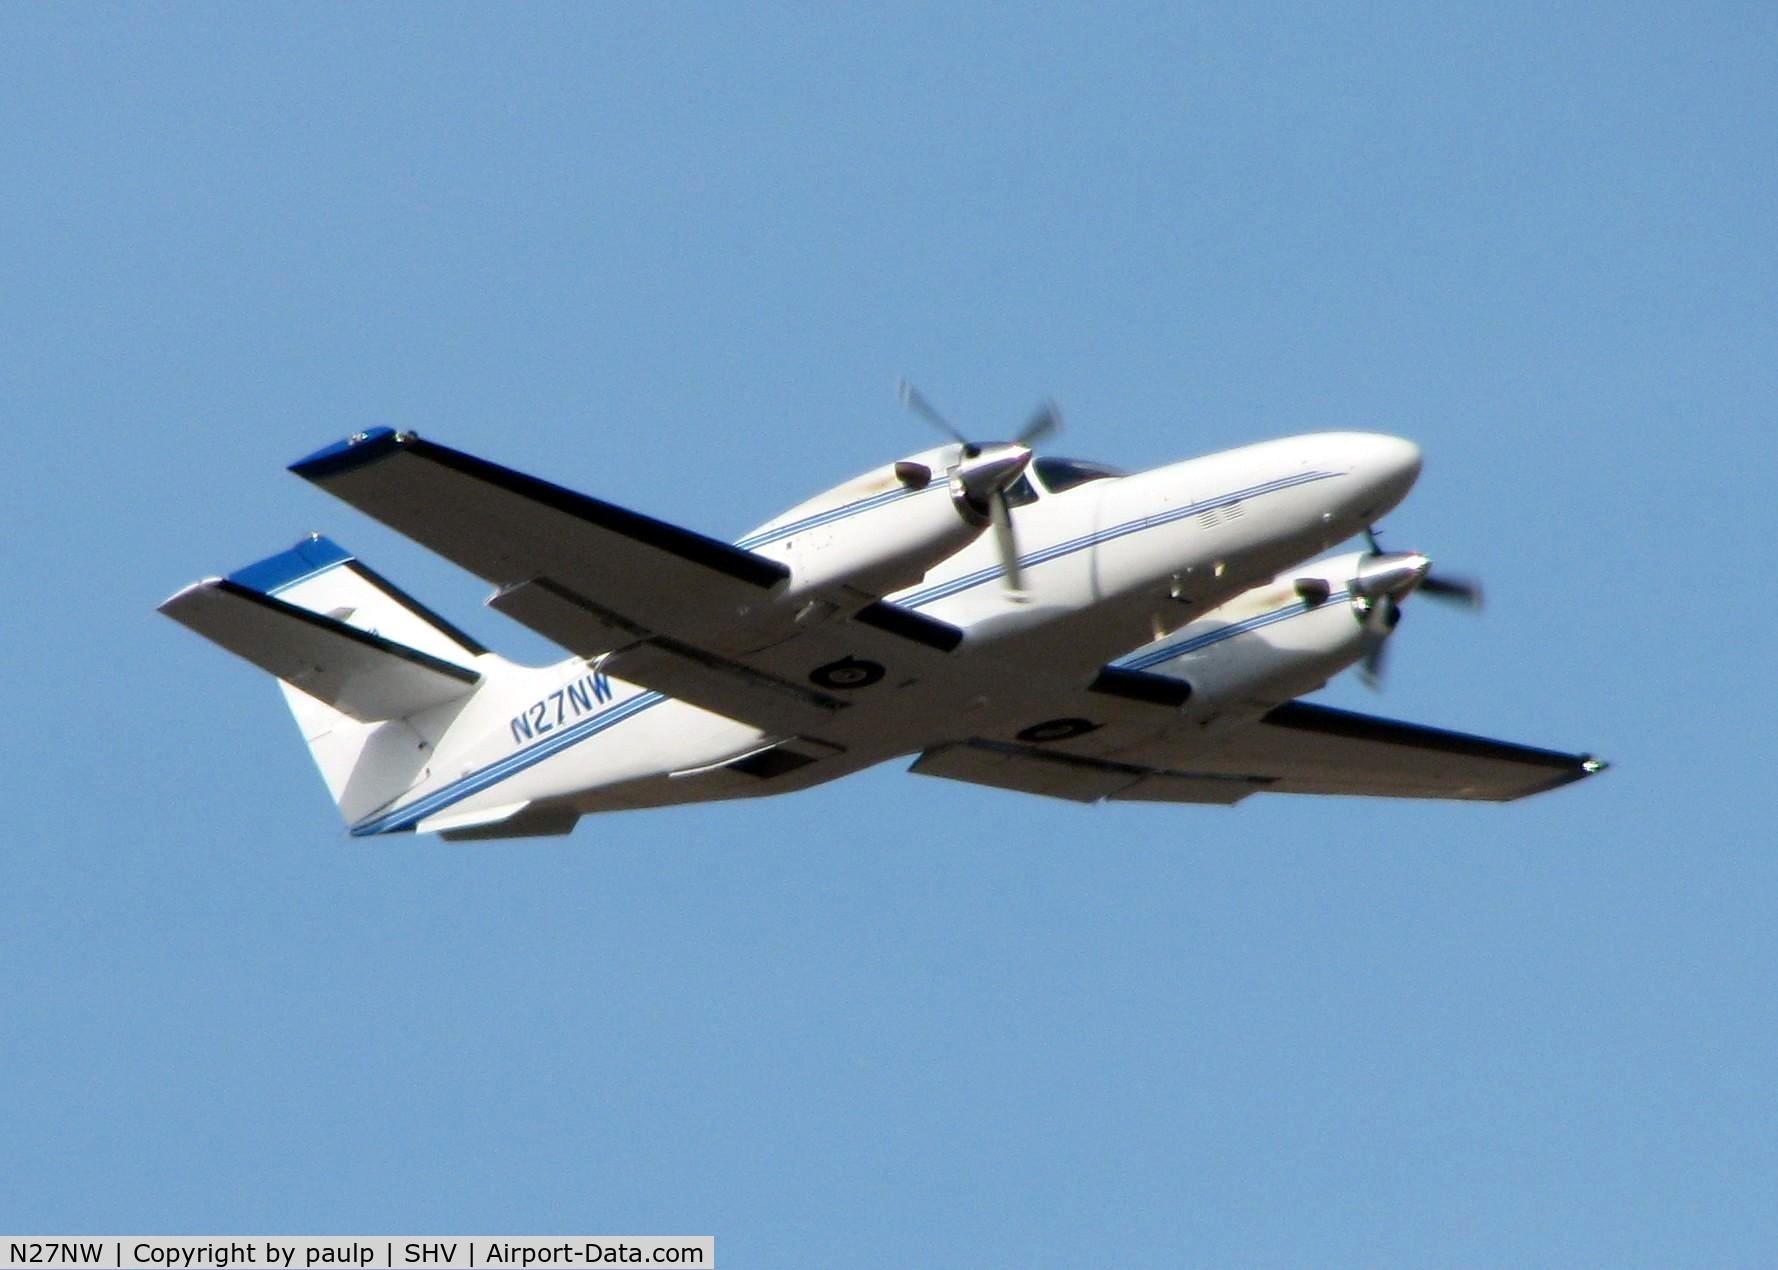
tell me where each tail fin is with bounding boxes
[159,535,490,826]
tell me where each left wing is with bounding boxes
[291,428,793,636]
[912,700,1603,804]
[292,429,963,737]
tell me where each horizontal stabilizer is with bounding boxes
[420,800,580,840]
[159,579,480,723]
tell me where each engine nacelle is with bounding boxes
[1116,551,1374,717]
[740,448,985,606]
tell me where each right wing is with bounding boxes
[1161,701,1604,800]
[912,700,1603,804]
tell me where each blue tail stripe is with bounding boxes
[226,535,355,595]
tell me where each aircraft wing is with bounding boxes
[292,429,963,736]
[912,700,1602,804]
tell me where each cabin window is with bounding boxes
[1032,456,1127,494]
[1003,473,1040,508]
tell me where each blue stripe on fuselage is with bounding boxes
[350,690,668,836]
[898,469,1338,608]
[734,481,936,550]
[1112,588,1352,672]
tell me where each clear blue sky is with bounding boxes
[4,4,1774,1264]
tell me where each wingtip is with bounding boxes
[157,577,223,615]
[289,427,412,481]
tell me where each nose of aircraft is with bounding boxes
[1341,433,1422,523]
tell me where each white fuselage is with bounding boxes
[349,432,1422,835]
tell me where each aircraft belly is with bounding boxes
[566,747,889,814]
[390,695,776,826]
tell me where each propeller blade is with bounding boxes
[898,382,1051,596]
[988,488,1027,595]
[1419,572,1484,608]
[1358,595,1399,689]
[1360,636,1389,688]
[897,379,968,445]
[1363,525,1384,555]
[1016,400,1062,449]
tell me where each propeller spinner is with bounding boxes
[898,380,1061,597]
[1353,531,1484,688]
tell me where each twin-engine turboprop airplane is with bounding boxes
[160,404,1603,839]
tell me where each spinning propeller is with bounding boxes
[898,380,1061,596]
[1353,526,1483,687]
